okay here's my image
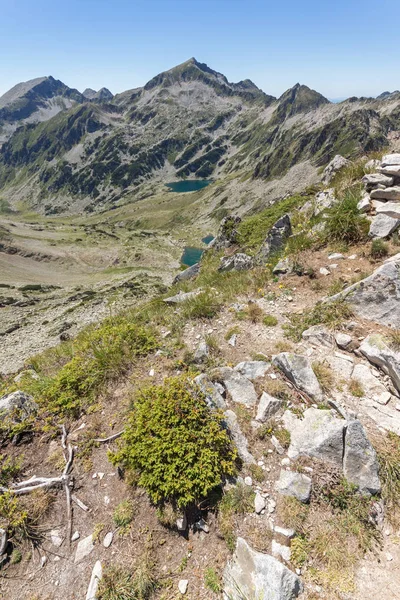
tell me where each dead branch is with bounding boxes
[93,430,124,443]
[71,494,90,512]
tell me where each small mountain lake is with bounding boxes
[181,234,215,267]
[166,180,211,193]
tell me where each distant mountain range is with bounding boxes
[0,57,399,215]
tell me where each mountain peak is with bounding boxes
[272,83,329,122]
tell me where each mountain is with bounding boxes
[0,58,399,216]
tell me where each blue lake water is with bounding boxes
[202,234,214,245]
[166,180,211,193]
[180,235,215,266]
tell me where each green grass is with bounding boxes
[323,189,369,245]
[370,238,389,259]
[113,500,135,531]
[263,314,278,327]
[284,300,354,342]
[204,567,222,593]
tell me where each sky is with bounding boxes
[1,0,400,100]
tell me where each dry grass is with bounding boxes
[372,431,400,526]
[273,340,294,353]
[312,361,335,393]
[349,378,364,398]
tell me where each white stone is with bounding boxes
[376,202,400,220]
[381,153,400,167]
[50,530,63,548]
[71,531,80,542]
[85,561,103,600]
[319,267,330,276]
[178,580,189,594]
[328,253,345,260]
[335,332,352,349]
[74,535,94,564]
[254,492,266,514]
[244,476,253,486]
[103,532,113,548]
[272,539,291,562]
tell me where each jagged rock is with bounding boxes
[343,420,381,495]
[362,173,394,190]
[256,215,292,264]
[215,367,258,406]
[271,435,285,455]
[302,325,334,348]
[85,561,102,600]
[313,189,336,215]
[273,258,292,275]
[325,353,354,379]
[254,492,266,514]
[234,361,270,381]
[360,334,400,393]
[163,289,201,304]
[0,390,37,421]
[256,392,283,422]
[357,195,372,213]
[327,254,400,327]
[284,407,345,466]
[173,263,200,284]
[224,410,255,464]
[380,165,400,177]
[223,537,303,600]
[194,340,208,363]
[322,155,350,184]
[194,374,226,409]
[376,202,400,220]
[74,534,94,564]
[351,364,389,402]
[370,186,400,201]
[272,353,323,401]
[272,539,291,562]
[369,213,400,238]
[275,470,312,503]
[335,332,352,349]
[381,153,400,167]
[219,253,254,272]
[209,216,241,250]
[228,334,237,347]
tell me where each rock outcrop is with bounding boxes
[272,353,323,401]
[219,253,253,272]
[322,155,350,184]
[256,215,292,264]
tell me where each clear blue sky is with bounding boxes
[1,0,399,100]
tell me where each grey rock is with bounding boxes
[209,216,241,250]
[219,253,254,272]
[256,392,283,422]
[256,215,292,264]
[228,334,237,347]
[381,153,400,167]
[195,518,210,533]
[284,407,345,466]
[254,492,266,514]
[326,353,354,379]
[313,189,336,215]
[74,534,94,564]
[163,289,201,304]
[234,361,270,381]
[362,173,394,190]
[271,435,285,455]
[85,561,102,600]
[173,263,200,284]
[328,252,345,260]
[360,334,400,393]
[178,579,189,595]
[380,165,400,177]
[302,325,334,348]
[370,186,400,201]
[223,537,303,600]
[216,367,258,406]
[103,532,113,548]
[351,363,388,402]
[365,159,382,169]
[376,202,400,220]
[335,332,352,349]
[343,420,381,495]
[273,258,292,275]
[50,529,63,547]
[274,525,295,539]
[224,409,256,464]
[194,374,226,409]
[0,390,37,420]
[327,254,400,327]
[272,539,291,562]
[369,213,400,239]
[0,528,7,555]
[322,155,350,184]
[194,340,209,363]
[272,353,323,401]
[275,470,312,503]
[357,195,372,213]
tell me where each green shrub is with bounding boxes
[263,314,278,327]
[111,376,237,508]
[323,191,369,244]
[204,567,222,592]
[370,239,389,259]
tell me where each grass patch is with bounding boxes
[263,314,278,327]
[181,291,222,320]
[113,500,135,532]
[111,376,237,509]
[204,567,222,593]
[373,431,400,526]
[370,239,389,260]
[97,556,157,600]
[348,379,364,398]
[284,300,353,342]
[312,361,335,393]
[224,326,241,341]
[218,483,254,551]
[323,190,369,245]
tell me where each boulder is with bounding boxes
[322,155,350,184]
[223,537,303,600]
[74,534,94,564]
[360,334,400,393]
[173,263,200,284]
[376,202,400,220]
[256,215,292,265]
[351,363,389,403]
[302,325,334,348]
[362,173,394,190]
[357,195,372,213]
[326,254,400,327]
[234,361,270,381]
[325,353,354,379]
[379,165,400,177]
[0,390,37,420]
[335,332,352,349]
[365,159,382,170]
[272,353,323,401]
[194,374,226,409]
[273,258,292,275]
[272,539,291,562]
[215,367,258,407]
[163,289,201,304]
[369,213,400,238]
[275,470,312,503]
[219,253,253,272]
[381,153,400,168]
[209,216,241,250]
[343,420,381,495]
[370,186,400,201]
[256,392,283,422]
[194,340,209,363]
[224,410,255,464]
[283,407,345,466]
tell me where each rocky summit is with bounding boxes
[2,56,400,600]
